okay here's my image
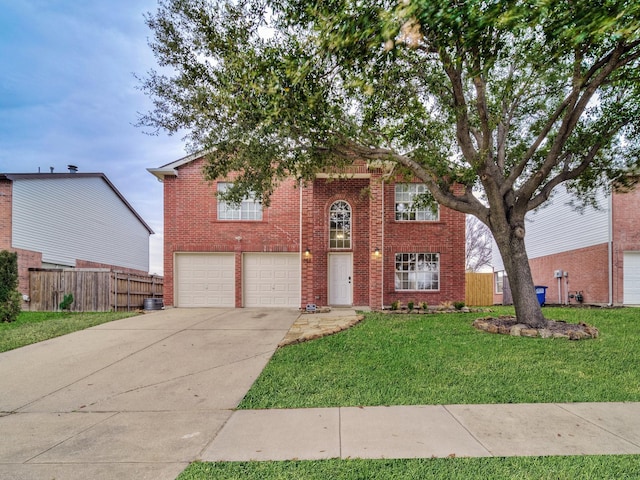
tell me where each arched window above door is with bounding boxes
[329,201,351,249]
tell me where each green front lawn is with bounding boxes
[0,311,139,352]
[179,456,640,480]
[184,307,640,479]
[240,307,640,408]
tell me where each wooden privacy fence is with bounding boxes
[28,269,163,312]
[465,272,494,306]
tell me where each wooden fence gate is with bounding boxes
[465,272,494,306]
[28,268,163,312]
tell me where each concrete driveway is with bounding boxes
[0,308,300,480]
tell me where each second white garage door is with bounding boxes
[243,253,300,307]
[175,253,235,307]
[624,252,640,305]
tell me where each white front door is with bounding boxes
[329,253,353,306]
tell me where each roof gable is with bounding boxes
[0,172,153,234]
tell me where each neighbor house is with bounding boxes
[149,153,466,309]
[493,182,640,306]
[0,168,154,303]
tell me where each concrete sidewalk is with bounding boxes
[203,402,640,461]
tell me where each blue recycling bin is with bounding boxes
[535,286,548,306]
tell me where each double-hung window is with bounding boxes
[395,253,440,291]
[217,182,262,220]
[395,184,439,221]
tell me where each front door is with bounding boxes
[328,253,353,305]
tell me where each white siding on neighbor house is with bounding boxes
[524,188,609,259]
[11,177,150,272]
[492,187,610,271]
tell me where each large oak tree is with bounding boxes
[140,0,640,327]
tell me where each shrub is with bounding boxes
[421,302,428,310]
[407,301,414,311]
[59,293,74,311]
[453,301,465,310]
[390,300,400,311]
[0,250,22,323]
[438,300,453,310]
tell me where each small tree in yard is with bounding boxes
[139,0,640,328]
[0,250,22,323]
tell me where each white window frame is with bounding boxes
[395,183,439,221]
[394,253,440,291]
[329,200,352,249]
[495,271,504,294]
[217,182,262,221]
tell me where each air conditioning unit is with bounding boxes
[554,270,563,278]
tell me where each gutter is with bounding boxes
[608,191,613,306]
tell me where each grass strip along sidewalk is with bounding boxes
[180,455,640,480]
[182,306,640,479]
[0,311,138,353]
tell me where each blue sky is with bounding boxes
[0,0,187,274]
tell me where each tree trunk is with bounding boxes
[494,225,547,329]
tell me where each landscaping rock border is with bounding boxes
[473,316,599,340]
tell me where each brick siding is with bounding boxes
[0,180,12,250]
[612,186,640,304]
[529,243,610,305]
[163,156,466,308]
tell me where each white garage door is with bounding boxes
[624,252,640,305]
[243,253,300,307]
[175,253,235,307]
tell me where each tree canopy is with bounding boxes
[140,0,640,326]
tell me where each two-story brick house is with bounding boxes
[149,153,466,309]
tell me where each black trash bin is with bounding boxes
[143,298,164,310]
[535,286,548,306]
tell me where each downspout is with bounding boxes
[381,181,385,308]
[608,191,613,306]
[299,178,303,308]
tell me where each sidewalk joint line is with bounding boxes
[442,405,494,457]
[24,411,119,464]
[555,403,640,449]
[338,407,343,459]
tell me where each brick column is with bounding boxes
[300,181,315,308]
[369,174,384,309]
[0,180,12,250]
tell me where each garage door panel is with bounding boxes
[624,252,640,305]
[244,253,300,307]
[176,253,235,307]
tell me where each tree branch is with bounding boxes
[440,49,478,163]
[526,140,603,211]
[516,43,627,202]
